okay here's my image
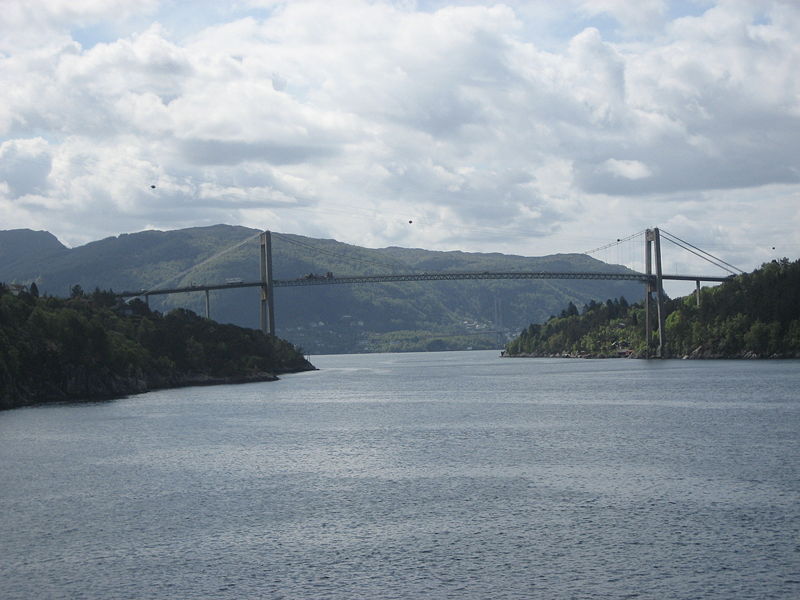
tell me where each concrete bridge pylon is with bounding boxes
[260,231,275,336]
[644,227,666,358]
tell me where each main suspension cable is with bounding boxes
[583,230,646,256]
[660,229,745,274]
[272,232,404,272]
[142,231,262,293]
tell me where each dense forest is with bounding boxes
[504,258,800,359]
[0,284,314,410]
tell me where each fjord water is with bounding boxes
[1,352,798,599]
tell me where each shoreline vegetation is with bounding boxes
[503,258,800,360]
[0,284,315,411]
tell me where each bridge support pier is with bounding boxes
[645,228,667,358]
[260,231,276,336]
[644,235,652,358]
[204,289,210,319]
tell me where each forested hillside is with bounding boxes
[0,285,313,410]
[0,225,643,353]
[505,258,800,359]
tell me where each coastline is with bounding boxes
[0,363,317,411]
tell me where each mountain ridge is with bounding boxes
[0,228,68,274]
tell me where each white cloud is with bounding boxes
[0,0,160,52]
[602,159,653,180]
[577,0,667,33]
[0,137,52,196]
[0,0,798,270]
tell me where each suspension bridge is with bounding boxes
[118,228,743,358]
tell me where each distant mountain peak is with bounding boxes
[0,229,68,273]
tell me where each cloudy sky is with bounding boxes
[1,0,799,282]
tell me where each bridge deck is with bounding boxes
[118,270,732,297]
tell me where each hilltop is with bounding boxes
[0,229,67,271]
[0,225,644,354]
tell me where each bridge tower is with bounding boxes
[260,231,276,336]
[644,228,666,358]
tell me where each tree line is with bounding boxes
[0,285,313,409]
[504,258,800,359]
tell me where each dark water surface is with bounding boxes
[2,352,799,599]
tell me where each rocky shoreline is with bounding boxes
[1,364,317,411]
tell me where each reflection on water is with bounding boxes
[1,352,799,599]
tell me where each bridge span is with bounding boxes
[118,269,730,297]
[117,228,738,359]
